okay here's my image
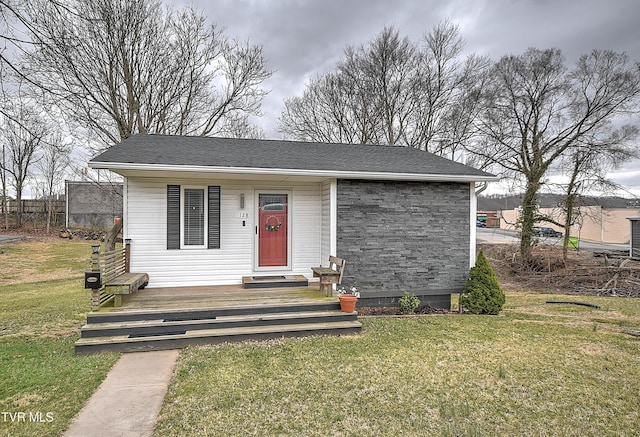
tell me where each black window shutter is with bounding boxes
[208,186,221,249]
[167,185,180,249]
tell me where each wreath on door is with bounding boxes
[264,215,282,232]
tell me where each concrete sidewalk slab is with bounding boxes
[63,350,179,437]
[0,234,23,243]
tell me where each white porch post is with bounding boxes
[330,179,337,256]
[122,177,128,240]
[470,182,477,268]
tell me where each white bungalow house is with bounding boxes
[89,134,496,308]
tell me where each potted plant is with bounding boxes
[337,286,360,313]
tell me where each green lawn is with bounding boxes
[155,293,640,436]
[1,238,640,436]
[0,239,119,437]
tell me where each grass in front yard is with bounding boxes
[156,292,640,436]
[0,239,119,437]
[0,239,96,286]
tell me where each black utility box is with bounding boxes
[84,271,102,289]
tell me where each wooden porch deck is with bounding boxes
[102,284,335,312]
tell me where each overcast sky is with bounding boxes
[172,0,640,195]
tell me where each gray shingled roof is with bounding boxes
[90,134,494,180]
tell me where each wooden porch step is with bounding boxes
[80,310,357,338]
[242,275,309,289]
[76,300,362,354]
[75,320,362,354]
[86,301,341,324]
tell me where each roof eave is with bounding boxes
[88,161,498,182]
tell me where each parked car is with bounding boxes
[533,226,562,238]
[476,220,486,228]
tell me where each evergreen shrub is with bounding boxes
[460,250,505,315]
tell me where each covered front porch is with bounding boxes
[122,176,335,290]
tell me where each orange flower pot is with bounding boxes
[338,294,358,313]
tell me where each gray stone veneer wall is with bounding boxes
[336,179,470,309]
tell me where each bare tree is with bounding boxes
[278,22,487,157]
[0,0,33,81]
[280,71,375,144]
[345,27,418,146]
[1,3,40,229]
[0,84,46,227]
[219,113,266,140]
[1,141,7,229]
[553,125,639,261]
[409,21,489,154]
[21,0,271,151]
[35,135,71,232]
[473,49,640,260]
[281,74,333,142]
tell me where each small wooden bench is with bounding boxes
[85,240,148,310]
[311,256,346,296]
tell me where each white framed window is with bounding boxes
[182,187,206,248]
[167,185,220,250]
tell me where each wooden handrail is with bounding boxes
[88,241,132,310]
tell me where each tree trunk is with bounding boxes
[1,195,7,231]
[15,187,22,228]
[0,188,7,231]
[1,145,7,230]
[519,182,540,262]
[105,220,123,251]
[562,194,577,263]
[46,197,52,233]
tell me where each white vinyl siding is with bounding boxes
[320,179,336,261]
[289,186,322,270]
[125,176,324,288]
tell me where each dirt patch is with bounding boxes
[479,243,640,297]
[0,225,64,242]
[0,225,109,242]
[358,305,449,316]
[10,393,44,408]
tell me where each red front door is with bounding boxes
[258,194,288,267]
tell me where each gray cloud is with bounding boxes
[183,0,640,129]
[462,1,640,62]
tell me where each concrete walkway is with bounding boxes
[0,234,22,243]
[63,350,179,437]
